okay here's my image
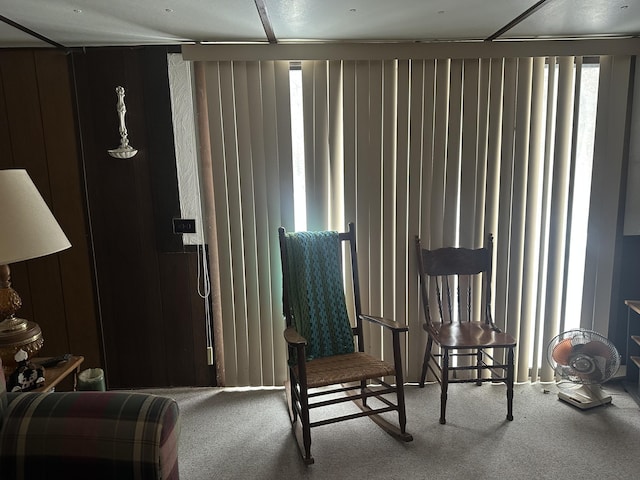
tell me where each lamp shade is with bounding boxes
[0,169,71,264]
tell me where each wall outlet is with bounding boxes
[173,218,196,234]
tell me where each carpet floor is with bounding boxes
[141,380,640,480]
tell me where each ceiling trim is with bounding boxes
[254,0,276,44]
[0,14,66,49]
[182,38,640,62]
[486,0,551,41]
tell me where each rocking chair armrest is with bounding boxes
[284,326,308,346]
[360,314,408,333]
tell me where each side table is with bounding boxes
[31,355,84,393]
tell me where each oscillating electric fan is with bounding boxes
[546,329,621,409]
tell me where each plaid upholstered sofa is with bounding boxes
[0,358,180,479]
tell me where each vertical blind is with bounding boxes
[193,54,632,387]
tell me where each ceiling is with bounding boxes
[0,0,639,49]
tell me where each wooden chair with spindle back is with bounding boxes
[415,234,516,424]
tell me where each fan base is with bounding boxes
[558,386,612,410]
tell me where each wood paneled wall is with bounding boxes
[71,47,214,388]
[0,50,102,371]
[0,47,214,389]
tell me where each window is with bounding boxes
[187,52,632,387]
[564,62,599,330]
[289,58,602,381]
[290,66,306,231]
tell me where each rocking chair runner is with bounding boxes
[415,234,516,424]
[279,223,412,464]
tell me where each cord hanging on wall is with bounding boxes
[108,86,138,159]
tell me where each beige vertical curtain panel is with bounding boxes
[196,60,293,387]
[193,54,632,387]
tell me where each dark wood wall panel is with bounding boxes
[73,49,166,388]
[0,47,213,388]
[159,252,213,386]
[35,51,102,364]
[142,49,184,254]
[71,47,213,389]
[0,50,102,371]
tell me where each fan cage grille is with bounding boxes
[546,329,620,384]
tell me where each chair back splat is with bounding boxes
[279,223,412,464]
[415,234,516,425]
[420,240,494,329]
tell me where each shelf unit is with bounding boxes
[624,300,640,407]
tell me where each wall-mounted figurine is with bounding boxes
[108,86,138,159]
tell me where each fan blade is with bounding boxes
[581,340,612,358]
[552,338,572,366]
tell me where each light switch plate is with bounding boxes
[173,218,196,234]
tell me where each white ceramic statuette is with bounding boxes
[108,86,138,159]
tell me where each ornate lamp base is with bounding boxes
[0,264,44,373]
[0,316,44,373]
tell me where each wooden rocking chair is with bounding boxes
[279,223,412,464]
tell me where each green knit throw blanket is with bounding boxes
[284,230,355,360]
